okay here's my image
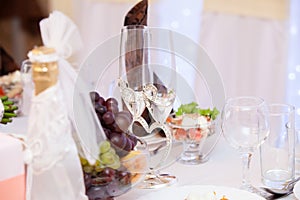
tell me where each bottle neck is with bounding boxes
[32,61,58,95]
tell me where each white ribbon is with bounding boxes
[39,11,83,59]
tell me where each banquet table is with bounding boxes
[116,138,297,200]
[0,116,297,200]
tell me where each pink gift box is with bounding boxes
[0,133,25,200]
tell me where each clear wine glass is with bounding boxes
[221,96,270,194]
[118,26,181,189]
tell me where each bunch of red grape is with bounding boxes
[90,91,138,157]
[81,91,140,200]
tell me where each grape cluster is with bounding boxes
[81,91,139,200]
[81,141,132,200]
[90,91,138,157]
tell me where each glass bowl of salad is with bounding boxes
[167,102,220,165]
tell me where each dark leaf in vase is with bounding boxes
[122,0,167,138]
[124,0,148,26]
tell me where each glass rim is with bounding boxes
[225,96,265,108]
[268,103,295,115]
[121,25,148,30]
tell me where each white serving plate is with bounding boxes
[136,185,265,200]
[294,181,300,199]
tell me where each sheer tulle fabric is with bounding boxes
[25,11,101,199]
[26,84,87,200]
[38,10,100,163]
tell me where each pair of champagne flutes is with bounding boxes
[222,96,296,197]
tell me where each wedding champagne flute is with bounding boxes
[118,25,149,123]
[118,26,182,189]
[221,96,270,194]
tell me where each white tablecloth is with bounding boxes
[116,136,297,200]
[0,117,297,199]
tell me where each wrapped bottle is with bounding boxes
[25,46,88,200]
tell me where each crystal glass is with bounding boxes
[221,96,270,194]
[260,104,295,189]
[81,139,150,200]
[20,59,34,116]
[168,114,217,165]
[118,26,181,189]
[80,91,150,200]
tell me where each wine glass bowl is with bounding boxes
[221,96,269,194]
[144,75,176,124]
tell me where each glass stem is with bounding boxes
[241,152,252,188]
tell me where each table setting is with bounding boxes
[1,0,300,200]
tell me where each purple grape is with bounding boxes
[95,104,107,116]
[86,186,110,200]
[106,181,129,197]
[107,123,122,133]
[109,132,127,149]
[102,111,115,125]
[98,96,105,106]
[103,128,111,138]
[102,167,116,178]
[106,103,119,113]
[91,176,112,186]
[106,97,118,107]
[90,91,100,102]
[84,173,92,190]
[123,137,133,152]
[115,111,132,132]
[127,134,138,147]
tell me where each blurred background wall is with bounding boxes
[0,0,299,116]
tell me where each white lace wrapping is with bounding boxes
[26,84,88,200]
[25,10,102,200]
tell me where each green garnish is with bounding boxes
[175,102,220,120]
[1,96,18,124]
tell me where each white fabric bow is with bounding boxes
[39,10,83,59]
